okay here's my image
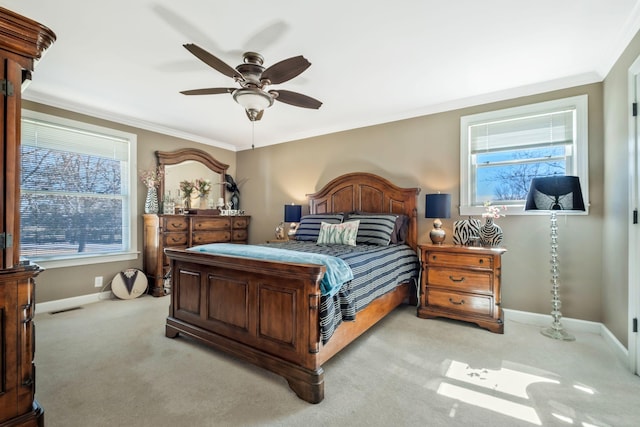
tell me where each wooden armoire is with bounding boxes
[0,7,55,427]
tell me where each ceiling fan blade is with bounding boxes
[183,43,243,80]
[180,88,235,95]
[270,90,322,109]
[261,56,311,84]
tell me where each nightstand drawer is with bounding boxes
[427,267,492,293]
[427,289,493,316]
[427,252,493,269]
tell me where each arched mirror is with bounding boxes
[156,148,229,212]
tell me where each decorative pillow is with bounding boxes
[316,220,360,246]
[347,214,397,246]
[350,212,409,244]
[294,214,344,241]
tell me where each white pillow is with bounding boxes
[316,220,360,246]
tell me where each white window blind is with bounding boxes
[460,95,588,216]
[20,110,138,267]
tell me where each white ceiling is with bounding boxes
[4,1,640,151]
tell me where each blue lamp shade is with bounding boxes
[284,204,302,223]
[525,176,585,211]
[425,193,451,219]
[425,193,451,244]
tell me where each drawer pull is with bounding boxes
[479,259,484,265]
[449,275,465,283]
[449,298,465,305]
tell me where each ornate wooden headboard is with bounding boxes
[306,172,421,250]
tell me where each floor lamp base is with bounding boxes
[541,326,575,341]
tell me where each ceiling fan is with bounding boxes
[180,43,322,121]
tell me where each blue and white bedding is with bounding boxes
[260,241,420,344]
[187,243,353,296]
[186,241,419,345]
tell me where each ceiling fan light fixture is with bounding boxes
[233,88,273,113]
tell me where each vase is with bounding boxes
[198,193,207,209]
[453,218,481,245]
[184,196,191,210]
[479,217,503,246]
[231,193,240,210]
[144,187,159,214]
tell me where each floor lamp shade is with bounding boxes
[525,176,585,212]
[425,193,451,244]
[525,175,585,342]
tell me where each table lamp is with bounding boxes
[284,204,302,239]
[425,193,451,244]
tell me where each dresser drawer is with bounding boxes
[426,251,493,269]
[427,289,493,317]
[193,217,231,231]
[162,232,188,246]
[192,230,232,244]
[232,216,250,229]
[427,267,493,293]
[232,229,248,241]
[162,216,189,232]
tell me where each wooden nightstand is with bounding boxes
[417,244,506,333]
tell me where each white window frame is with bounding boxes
[460,95,589,216]
[21,110,138,268]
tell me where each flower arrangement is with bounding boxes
[138,167,163,189]
[482,201,507,219]
[195,178,211,197]
[179,180,195,198]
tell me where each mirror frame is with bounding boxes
[156,148,229,208]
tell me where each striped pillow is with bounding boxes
[317,220,360,246]
[348,214,398,246]
[294,214,344,241]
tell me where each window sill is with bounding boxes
[27,251,139,269]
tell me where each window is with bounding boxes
[460,95,588,216]
[20,110,138,268]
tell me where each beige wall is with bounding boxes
[23,100,236,303]
[237,83,605,330]
[26,59,633,346]
[601,29,640,345]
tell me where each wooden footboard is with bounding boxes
[165,248,411,403]
[165,248,329,402]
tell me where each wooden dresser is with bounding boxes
[143,214,250,296]
[1,7,55,427]
[417,244,506,333]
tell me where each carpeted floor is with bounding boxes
[34,295,640,426]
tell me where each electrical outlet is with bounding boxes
[94,276,103,287]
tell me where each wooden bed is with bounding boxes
[165,172,420,403]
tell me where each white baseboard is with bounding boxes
[503,308,629,366]
[36,291,112,314]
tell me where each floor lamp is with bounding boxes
[525,176,585,341]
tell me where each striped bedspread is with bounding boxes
[261,241,420,344]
